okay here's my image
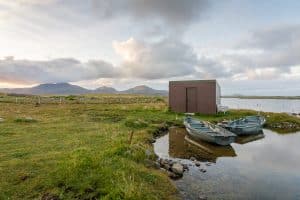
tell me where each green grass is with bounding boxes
[0,94,299,199]
[0,96,181,200]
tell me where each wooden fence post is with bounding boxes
[129,131,134,145]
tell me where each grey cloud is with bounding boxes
[6,0,209,35]
[0,38,232,84]
[0,58,118,84]
[116,38,199,79]
[196,56,233,79]
[91,0,209,23]
[196,24,300,80]
[93,0,210,36]
[114,37,234,80]
[241,25,300,50]
[234,24,300,69]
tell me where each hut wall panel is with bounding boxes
[169,80,217,114]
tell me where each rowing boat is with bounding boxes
[183,117,236,146]
[219,116,266,135]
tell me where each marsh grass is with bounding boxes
[0,96,179,200]
[0,94,299,199]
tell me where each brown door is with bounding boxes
[186,87,197,112]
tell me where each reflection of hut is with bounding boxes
[168,127,236,162]
[169,80,221,114]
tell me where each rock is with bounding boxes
[206,162,211,166]
[190,156,196,161]
[149,138,156,143]
[0,118,4,122]
[195,161,201,167]
[182,164,189,170]
[171,162,184,175]
[159,158,166,165]
[162,163,171,170]
[159,159,171,170]
[167,171,182,179]
[153,161,161,169]
[20,175,29,181]
[145,149,152,157]
[198,195,207,200]
[200,169,207,173]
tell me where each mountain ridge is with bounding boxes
[0,83,168,95]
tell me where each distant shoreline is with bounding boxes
[222,96,300,100]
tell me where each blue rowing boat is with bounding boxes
[183,116,236,146]
[219,116,266,135]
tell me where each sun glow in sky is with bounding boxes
[0,0,300,95]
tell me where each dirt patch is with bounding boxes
[41,193,59,200]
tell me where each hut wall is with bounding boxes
[169,80,217,114]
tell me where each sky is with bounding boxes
[0,0,299,95]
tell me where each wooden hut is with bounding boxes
[169,80,221,114]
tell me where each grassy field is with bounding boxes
[0,94,299,199]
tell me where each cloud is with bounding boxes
[1,0,299,87]
[234,24,300,70]
[0,0,57,6]
[92,0,209,26]
[195,24,300,81]
[241,25,300,50]
[0,57,118,84]
[0,0,210,29]
[0,36,231,85]
[113,38,198,79]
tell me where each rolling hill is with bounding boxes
[0,83,167,95]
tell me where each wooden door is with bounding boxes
[186,87,197,112]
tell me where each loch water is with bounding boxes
[222,98,300,113]
[154,127,300,200]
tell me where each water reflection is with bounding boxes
[154,127,300,200]
[169,127,236,162]
[234,132,264,144]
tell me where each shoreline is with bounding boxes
[222,96,300,100]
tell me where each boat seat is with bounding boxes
[191,123,206,126]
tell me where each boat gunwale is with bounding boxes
[184,117,236,137]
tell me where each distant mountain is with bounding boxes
[0,83,168,95]
[0,83,90,95]
[0,87,30,94]
[121,85,167,95]
[30,83,90,94]
[94,86,118,94]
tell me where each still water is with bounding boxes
[222,98,300,113]
[154,128,300,200]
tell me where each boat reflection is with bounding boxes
[235,131,265,144]
[169,127,237,162]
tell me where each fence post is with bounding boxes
[129,131,134,145]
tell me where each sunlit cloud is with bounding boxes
[0,1,299,95]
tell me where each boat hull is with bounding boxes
[185,125,235,146]
[226,125,263,135]
[220,116,266,136]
